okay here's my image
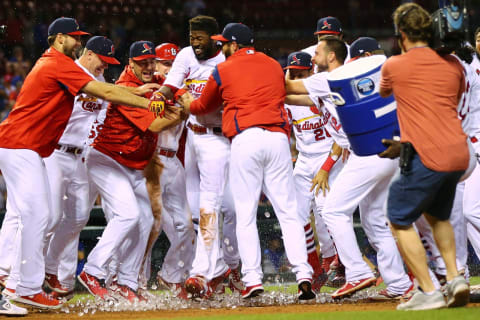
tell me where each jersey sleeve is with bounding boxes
[117,105,156,132]
[302,72,330,100]
[164,47,192,90]
[57,57,95,97]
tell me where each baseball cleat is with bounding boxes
[228,268,244,292]
[78,271,110,300]
[446,275,470,308]
[311,272,328,293]
[331,277,376,299]
[185,275,212,299]
[241,284,264,299]
[50,290,75,302]
[13,290,63,309]
[321,255,337,274]
[157,276,188,299]
[0,298,28,316]
[298,279,316,301]
[117,284,142,303]
[2,288,16,300]
[208,268,231,294]
[44,273,70,294]
[369,283,414,301]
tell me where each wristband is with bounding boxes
[321,154,339,172]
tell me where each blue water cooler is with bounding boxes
[327,55,399,156]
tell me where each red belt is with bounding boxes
[187,122,223,135]
[471,136,478,143]
[56,144,83,155]
[158,148,176,158]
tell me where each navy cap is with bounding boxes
[284,51,312,70]
[48,17,90,36]
[211,23,254,46]
[86,36,120,65]
[129,41,157,61]
[349,37,381,61]
[315,17,342,35]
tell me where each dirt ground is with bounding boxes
[17,301,480,319]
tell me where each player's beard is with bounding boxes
[194,42,215,60]
[64,44,79,60]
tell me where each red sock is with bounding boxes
[304,223,323,277]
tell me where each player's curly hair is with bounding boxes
[393,3,432,43]
[189,15,219,36]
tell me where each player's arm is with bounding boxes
[177,72,223,115]
[285,77,309,94]
[82,80,151,109]
[310,142,342,196]
[123,83,161,96]
[148,107,184,133]
[285,94,314,106]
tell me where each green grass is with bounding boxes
[148,309,480,320]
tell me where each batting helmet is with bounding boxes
[155,43,179,61]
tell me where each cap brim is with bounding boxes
[314,30,341,35]
[211,34,229,42]
[132,54,157,61]
[97,54,121,65]
[68,31,91,36]
[284,66,312,70]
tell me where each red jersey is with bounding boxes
[0,47,93,157]
[92,66,160,170]
[189,48,289,138]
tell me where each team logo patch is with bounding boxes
[356,78,375,95]
[109,44,115,56]
[291,54,300,65]
[322,20,332,30]
[142,43,152,53]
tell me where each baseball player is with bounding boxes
[153,43,242,293]
[152,15,237,299]
[302,16,350,72]
[41,36,121,299]
[177,22,315,301]
[0,17,161,309]
[78,40,183,302]
[285,36,412,299]
[138,43,196,298]
[283,51,343,292]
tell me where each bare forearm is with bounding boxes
[82,81,150,109]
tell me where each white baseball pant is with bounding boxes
[322,153,411,295]
[464,141,480,260]
[229,128,313,287]
[84,148,153,291]
[0,201,20,289]
[156,155,195,284]
[220,179,241,270]
[0,148,50,296]
[415,182,468,278]
[43,149,98,290]
[293,152,344,258]
[184,130,230,280]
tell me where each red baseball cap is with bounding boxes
[155,43,179,61]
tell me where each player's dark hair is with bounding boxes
[189,15,219,36]
[47,35,57,46]
[319,35,348,64]
[475,27,480,39]
[393,3,432,43]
